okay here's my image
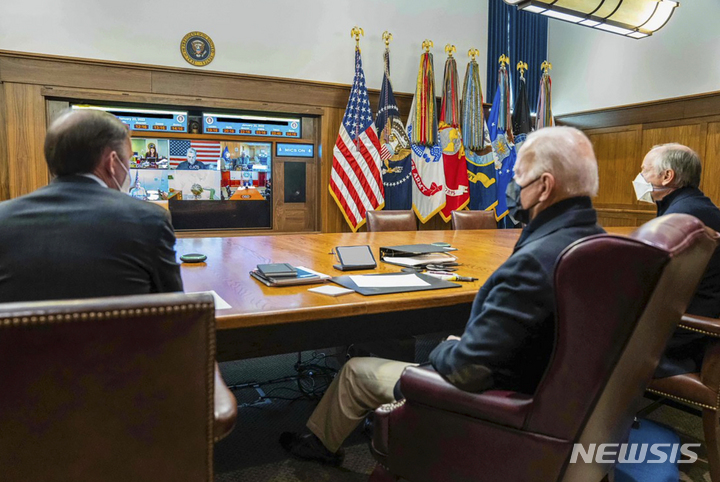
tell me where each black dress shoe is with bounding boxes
[279,432,344,466]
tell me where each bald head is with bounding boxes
[44,109,130,177]
[644,143,701,189]
[515,126,599,199]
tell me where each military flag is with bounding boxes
[408,45,445,223]
[512,63,532,152]
[488,57,517,226]
[329,46,384,232]
[376,44,412,210]
[536,61,554,129]
[462,53,497,213]
[438,47,470,222]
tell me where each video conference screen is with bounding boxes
[128,138,271,203]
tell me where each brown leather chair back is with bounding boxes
[529,214,719,481]
[0,292,217,482]
[451,210,497,230]
[366,210,417,232]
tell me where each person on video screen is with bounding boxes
[176,148,208,170]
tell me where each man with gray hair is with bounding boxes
[635,143,720,377]
[280,126,605,466]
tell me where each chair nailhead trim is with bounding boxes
[678,324,720,338]
[646,388,718,411]
[0,303,215,326]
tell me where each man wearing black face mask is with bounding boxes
[280,126,605,466]
[635,144,720,378]
[0,108,183,302]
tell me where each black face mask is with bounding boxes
[506,176,541,225]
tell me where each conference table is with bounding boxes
[177,227,635,361]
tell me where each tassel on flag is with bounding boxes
[439,45,470,222]
[376,31,412,211]
[408,41,446,223]
[461,49,485,151]
[411,40,438,147]
[536,61,554,130]
[328,27,385,232]
[463,48,497,215]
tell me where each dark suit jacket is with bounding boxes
[0,176,183,302]
[655,186,720,377]
[176,161,209,170]
[429,197,605,395]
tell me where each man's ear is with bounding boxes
[662,169,676,186]
[539,173,555,202]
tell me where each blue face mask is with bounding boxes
[506,176,541,225]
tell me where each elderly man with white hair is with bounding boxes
[634,143,720,378]
[280,126,606,466]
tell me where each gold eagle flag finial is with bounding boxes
[422,39,434,52]
[350,26,364,50]
[499,54,510,69]
[382,31,393,48]
[468,48,480,62]
[517,61,528,79]
[541,60,553,74]
[444,44,456,57]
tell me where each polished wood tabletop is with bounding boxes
[177,227,636,337]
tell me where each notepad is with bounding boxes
[308,285,354,297]
[349,274,430,288]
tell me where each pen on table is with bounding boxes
[424,272,478,282]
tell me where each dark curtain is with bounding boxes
[486,0,548,113]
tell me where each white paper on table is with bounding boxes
[349,274,430,288]
[308,285,354,296]
[382,253,457,267]
[296,266,331,280]
[188,290,232,310]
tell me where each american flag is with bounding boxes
[329,48,384,232]
[169,140,222,168]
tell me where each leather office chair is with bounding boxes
[646,313,720,481]
[0,292,237,482]
[451,210,497,230]
[367,210,417,232]
[369,214,719,482]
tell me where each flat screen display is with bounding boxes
[336,245,376,267]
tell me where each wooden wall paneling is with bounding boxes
[703,122,720,206]
[0,56,152,92]
[586,125,642,207]
[0,83,9,201]
[320,107,348,233]
[641,123,704,164]
[4,83,48,198]
[41,86,325,116]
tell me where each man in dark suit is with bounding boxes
[280,126,605,465]
[175,148,208,170]
[634,143,720,377]
[0,108,183,302]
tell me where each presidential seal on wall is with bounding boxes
[181,32,215,67]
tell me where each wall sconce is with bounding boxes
[503,0,679,39]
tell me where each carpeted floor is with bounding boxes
[215,350,713,482]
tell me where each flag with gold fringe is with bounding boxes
[376,45,412,210]
[512,63,532,152]
[408,43,445,223]
[463,54,497,213]
[329,46,384,232]
[488,57,517,226]
[536,61,554,129]
[438,47,470,222]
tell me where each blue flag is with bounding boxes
[466,121,498,212]
[488,86,517,225]
[376,49,412,210]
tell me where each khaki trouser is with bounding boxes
[307,357,416,453]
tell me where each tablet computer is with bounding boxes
[334,245,377,271]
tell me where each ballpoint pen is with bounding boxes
[424,272,478,282]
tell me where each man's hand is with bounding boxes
[446,335,461,342]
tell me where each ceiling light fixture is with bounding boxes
[503,0,679,38]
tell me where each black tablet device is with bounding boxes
[334,245,377,271]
